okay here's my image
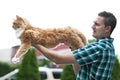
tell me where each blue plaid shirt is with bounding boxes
[72,38,115,80]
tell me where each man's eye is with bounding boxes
[94,22,100,26]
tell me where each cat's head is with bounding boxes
[12,15,30,30]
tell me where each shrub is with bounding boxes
[0,62,13,77]
[16,48,40,80]
[112,56,120,80]
[61,65,76,80]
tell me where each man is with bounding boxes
[32,11,117,80]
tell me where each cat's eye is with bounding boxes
[13,22,17,25]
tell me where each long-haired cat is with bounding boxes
[12,15,87,64]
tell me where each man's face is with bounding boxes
[92,16,107,39]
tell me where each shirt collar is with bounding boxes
[97,37,114,43]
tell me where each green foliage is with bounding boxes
[88,39,95,43]
[0,62,13,77]
[16,48,40,80]
[61,65,76,80]
[0,62,19,77]
[112,56,120,80]
[39,59,51,66]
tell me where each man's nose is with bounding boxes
[92,25,95,29]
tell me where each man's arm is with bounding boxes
[33,44,80,75]
[33,44,78,64]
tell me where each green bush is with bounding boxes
[112,56,120,80]
[61,65,76,80]
[16,48,40,80]
[0,61,19,77]
[39,59,51,66]
[0,62,13,77]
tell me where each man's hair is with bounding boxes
[98,11,117,34]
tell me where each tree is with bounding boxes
[0,62,13,77]
[61,65,76,80]
[16,48,40,80]
[112,56,120,80]
[88,39,95,43]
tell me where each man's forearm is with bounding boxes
[33,44,61,63]
[33,44,78,65]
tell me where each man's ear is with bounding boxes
[105,26,111,33]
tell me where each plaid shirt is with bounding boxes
[72,38,115,80]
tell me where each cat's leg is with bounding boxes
[12,41,31,64]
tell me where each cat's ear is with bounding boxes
[16,15,20,18]
[16,15,22,19]
[16,15,24,21]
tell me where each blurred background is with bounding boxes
[0,0,120,80]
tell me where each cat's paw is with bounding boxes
[12,57,20,64]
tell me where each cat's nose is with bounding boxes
[12,26,14,28]
[12,26,15,29]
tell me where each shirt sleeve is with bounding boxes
[72,43,101,66]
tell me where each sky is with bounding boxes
[0,0,120,58]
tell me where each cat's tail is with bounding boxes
[69,26,87,45]
[76,30,87,45]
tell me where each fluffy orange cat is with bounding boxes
[12,15,87,64]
